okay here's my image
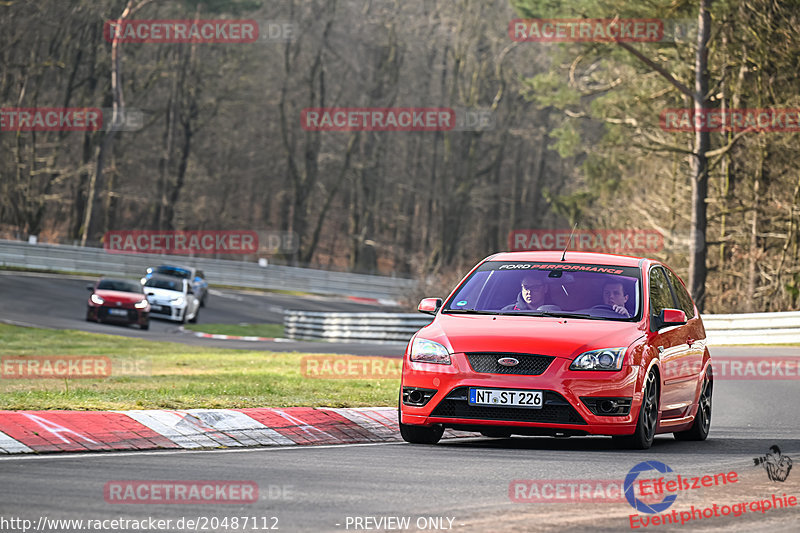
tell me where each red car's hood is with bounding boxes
[94,290,145,304]
[420,314,646,359]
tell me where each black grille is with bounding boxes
[430,387,586,425]
[581,397,632,416]
[466,353,554,375]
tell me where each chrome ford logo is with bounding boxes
[498,357,519,367]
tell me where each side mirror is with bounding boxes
[418,298,442,315]
[654,308,687,330]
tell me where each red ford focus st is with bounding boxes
[399,251,712,449]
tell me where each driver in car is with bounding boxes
[503,275,560,311]
[602,280,631,318]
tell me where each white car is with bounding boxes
[143,275,200,323]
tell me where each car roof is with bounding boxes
[155,264,193,271]
[486,251,645,268]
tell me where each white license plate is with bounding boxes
[108,309,128,316]
[469,388,543,409]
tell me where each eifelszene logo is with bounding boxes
[753,445,793,482]
[624,461,678,514]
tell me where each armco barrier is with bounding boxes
[284,311,433,343]
[284,310,800,346]
[702,311,800,345]
[0,239,414,300]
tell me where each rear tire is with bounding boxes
[615,369,659,450]
[141,322,149,331]
[398,397,443,444]
[674,368,712,441]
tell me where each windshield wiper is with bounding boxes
[504,311,600,320]
[442,308,501,315]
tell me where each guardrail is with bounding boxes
[284,310,800,346]
[702,311,800,345]
[0,239,414,300]
[283,310,433,343]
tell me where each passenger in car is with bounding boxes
[502,275,561,311]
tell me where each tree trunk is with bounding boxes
[688,0,712,311]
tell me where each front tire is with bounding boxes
[674,368,712,441]
[398,399,443,444]
[615,369,659,450]
[188,308,198,324]
[400,422,444,444]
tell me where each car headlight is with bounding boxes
[570,347,626,371]
[90,294,104,305]
[140,277,147,284]
[409,337,451,364]
[134,299,149,309]
[170,296,186,306]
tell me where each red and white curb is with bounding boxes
[0,407,475,454]
[347,296,399,307]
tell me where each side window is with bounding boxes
[649,266,676,316]
[666,269,695,319]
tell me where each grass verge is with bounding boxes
[0,324,398,411]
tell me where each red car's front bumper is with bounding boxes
[87,304,148,327]
[400,353,644,436]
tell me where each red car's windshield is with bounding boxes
[443,261,641,320]
[96,279,143,293]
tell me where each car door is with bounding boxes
[195,269,207,298]
[185,282,199,318]
[664,267,705,396]
[648,265,691,419]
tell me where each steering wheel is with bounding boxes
[590,304,616,311]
